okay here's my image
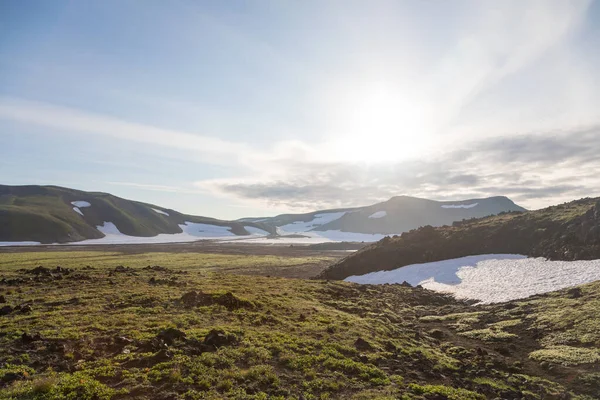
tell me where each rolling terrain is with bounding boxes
[319,197,600,280]
[0,185,274,244]
[0,250,599,399]
[0,185,525,246]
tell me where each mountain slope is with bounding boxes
[243,195,525,238]
[318,197,600,280]
[0,185,274,244]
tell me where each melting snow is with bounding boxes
[152,208,169,216]
[345,254,600,304]
[368,211,387,219]
[71,221,238,245]
[441,203,478,209]
[222,230,390,244]
[279,212,347,233]
[73,207,84,216]
[0,241,41,246]
[71,201,91,208]
[244,226,270,236]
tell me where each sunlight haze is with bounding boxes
[1,0,599,218]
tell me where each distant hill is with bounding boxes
[241,195,525,239]
[318,197,600,280]
[0,185,274,244]
[0,184,526,245]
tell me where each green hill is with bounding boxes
[318,197,600,280]
[0,185,274,244]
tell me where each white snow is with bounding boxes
[222,230,389,244]
[71,201,91,208]
[73,207,84,216]
[0,241,41,246]
[345,254,600,304]
[279,212,347,233]
[243,226,270,236]
[441,203,479,209]
[368,211,387,219]
[152,208,169,216]
[71,221,239,245]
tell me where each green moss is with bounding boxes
[529,346,600,366]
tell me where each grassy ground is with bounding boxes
[0,251,598,399]
[0,251,334,278]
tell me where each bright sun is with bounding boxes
[327,83,432,163]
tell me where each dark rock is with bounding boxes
[0,295,5,304]
[400,281,412,288]
[203,329,237,349]
[354,337,373,351]
[429,329,445,340]
[157,328,186,345]
[0,371,27,385]
[384,341,397,353]
[567,287,583,299]
[0,305,12,316]
[19,304,32,313]
[21,332,42,343]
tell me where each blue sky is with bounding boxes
[1,0,600,219]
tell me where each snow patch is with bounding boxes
[73,207,84,216]
[441,203,478,209]
[244,226,270,236]
[0,241,42,247]
[222,230,389,244]
[71,201,91,208]
[71,221,237,245]
[152,208,169,216]
[345,254,600,303]
[368,211,387,219]
[279,212,347,233]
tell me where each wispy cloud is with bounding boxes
[0,97,253,164]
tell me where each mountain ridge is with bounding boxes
[318,197,600,280]
[0,184,526,245]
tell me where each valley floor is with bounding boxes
[0,248,599,399]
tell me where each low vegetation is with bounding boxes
[319,197,600,280]
[0,251,599,399]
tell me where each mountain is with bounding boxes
[0,184,525,245]
[318,197,600,280]
[0,185,274,244]
[242,195,525,238]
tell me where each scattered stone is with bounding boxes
[0,305,13,316]
[203,329,237,349]
[429,329,445,340]
[354,337,373,351]
[157,328,186,345]
[21,332,42,344]
[0,295,6,303]
[0,371,27,385]
[567,287,583,299]
[178,290,254,310]
[18,304,32,313]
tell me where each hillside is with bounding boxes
[242,195,525,240]
[0,185,274,244]
[1,250,599,399]
[318,197,600,280]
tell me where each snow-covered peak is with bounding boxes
[71,201,91,208]
[441,203,478,209]
[368,211,387,219]
[152,208,169,216]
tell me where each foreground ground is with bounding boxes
[0,249,599,399]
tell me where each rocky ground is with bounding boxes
[0,250,598,399]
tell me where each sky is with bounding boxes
[1,0,600,219]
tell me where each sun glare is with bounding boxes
[328,83,432,163]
